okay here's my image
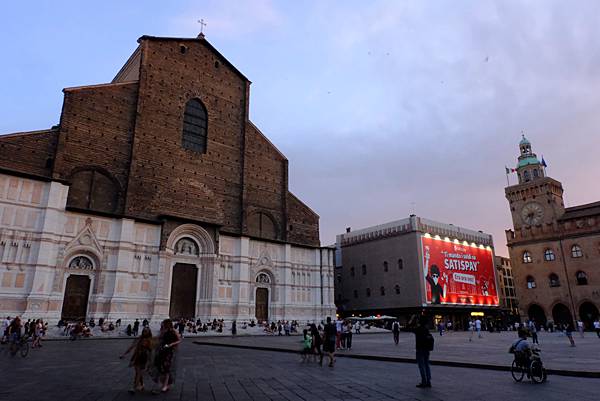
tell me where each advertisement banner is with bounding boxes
[421,235,498,306]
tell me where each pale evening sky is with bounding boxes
[2,1,600,255]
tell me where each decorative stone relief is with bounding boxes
[256,272,271,284]
[68,256,94,270]
[175,238,199,256]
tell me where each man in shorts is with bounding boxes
[323,317,337,367]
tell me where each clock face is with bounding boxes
[521,202,544,226]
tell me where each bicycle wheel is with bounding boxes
[20,341,29,358]
[530,360,546,383]
[9,342,18,356]
[511,360,524,382]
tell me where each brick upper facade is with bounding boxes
[0,35,320,248]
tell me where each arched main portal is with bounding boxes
[61,274,91,321]
[527,304,547,326]
[579,302,599,330]
[552,303,573,327]
[255,271,272,322]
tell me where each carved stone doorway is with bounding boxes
[255,287,269,322]
[61,274,91,321]
[169,263,198,319]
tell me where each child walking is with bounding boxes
[301,329,312,362]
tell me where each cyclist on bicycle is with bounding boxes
[510,329,532,371]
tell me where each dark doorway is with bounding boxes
[61,275,91,321]
[552,303,573,327]
[528,304,547,327]
[579,302,599,330]
[169,263,198,319]
[255,288,269,322]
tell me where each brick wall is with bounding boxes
[0,129,58,177]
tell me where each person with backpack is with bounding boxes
[392,320,400,345]
[402,314,434,388]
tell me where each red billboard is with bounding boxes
[421,235,499,306]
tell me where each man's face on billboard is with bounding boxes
[431,272,439,285]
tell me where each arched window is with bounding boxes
[362,264,367,275]
[398,258,404,270]
[366,288,371,297]
[522,251,532,264]
[524,170,530,182]
[395,284,400,294]
[576,271,588,286]
[182,98,208,153]
[571,244,583,258]
[247,212,279,240]
[526,276,536,289]
[67,168,119,213]
[544,249,555,261]
[533,169,539,178]
[380,286,385,296]
[350,266,355,277]
[549,273,560,287]
[383,261,388,272]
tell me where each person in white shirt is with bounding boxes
[577,320,584,338]
[475,319,482,338]
[1,316,11,344]
[593,319,600,338]
[335,318,343,350]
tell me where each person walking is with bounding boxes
[310,323,323,365]
[153,319,182,393]
[323,317,337,367]
[402,315,434,388]
[121,327,154,393]
[468,319,475,342]
[565,323,576,347]
[392,320,400,345]
[301,329,312,362]
[577,320,585,338]
[133,319,140,337]
[529,321,539,345]
[475,318,482,338]
[593,319,600,338]
[335,318,343,350]
[344,321,353,351]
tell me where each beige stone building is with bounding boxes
[494,256,519,318]
[505,136,600,328]
[335,216,499,327]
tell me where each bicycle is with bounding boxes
[511,347,546,383]
[9,336,29,358]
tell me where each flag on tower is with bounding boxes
[505,166,516,174]
[541,156,547,168]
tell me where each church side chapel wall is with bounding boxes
[0,129,58,178]
[52,82,140,214]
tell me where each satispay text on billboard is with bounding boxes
[421,235,499,306]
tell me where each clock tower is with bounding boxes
[505,135,565,231]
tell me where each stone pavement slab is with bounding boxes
[193,330,600,373]
[0,338,598,401]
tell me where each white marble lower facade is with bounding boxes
[0,173,336,323]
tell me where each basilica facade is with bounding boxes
[0,34,335,323]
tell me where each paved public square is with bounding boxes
[195,330,600,373]
[0,336,598,401]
